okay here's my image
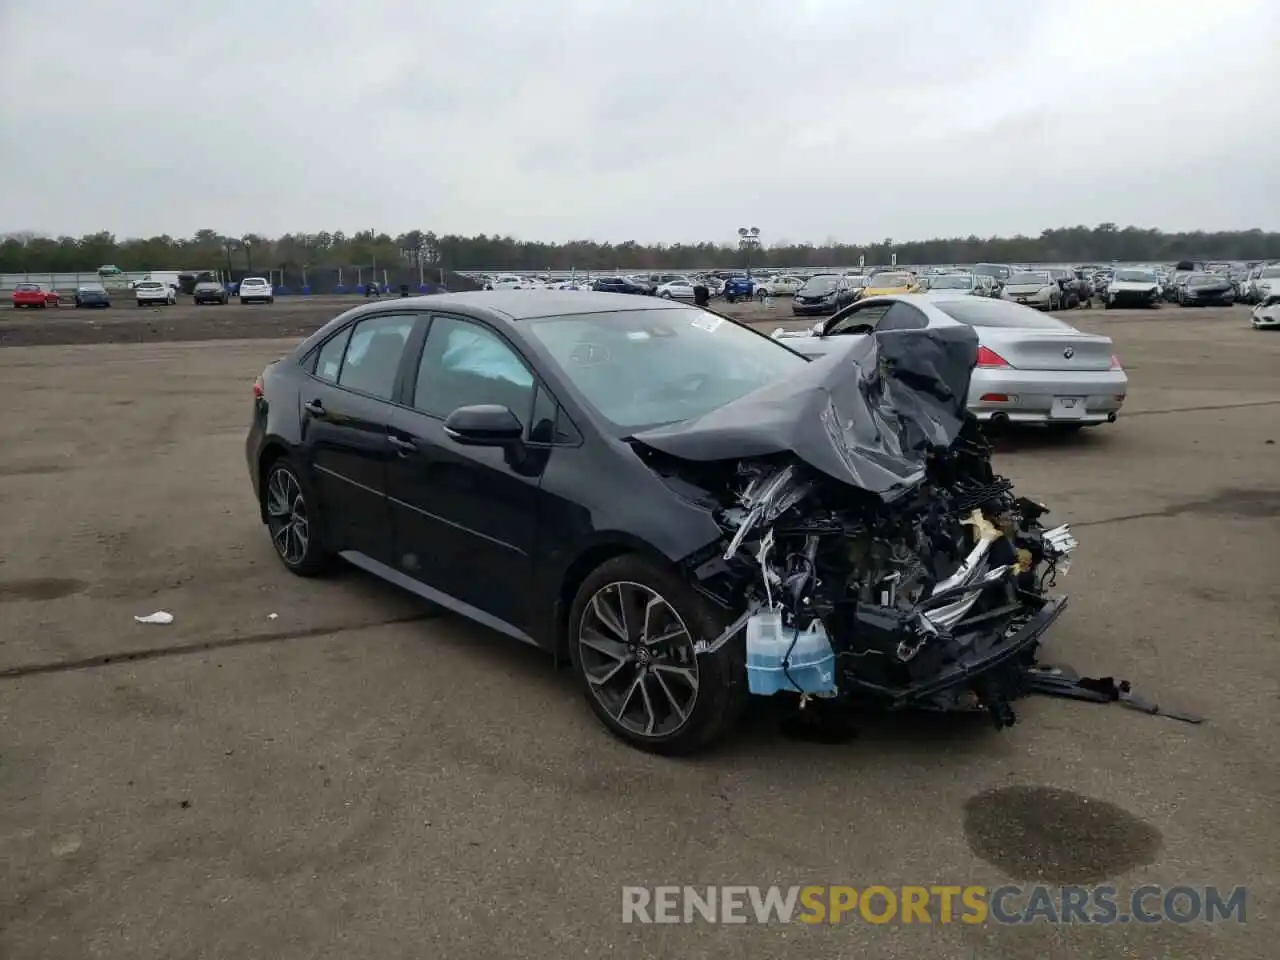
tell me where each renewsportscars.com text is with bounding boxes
[621,884,1247,926]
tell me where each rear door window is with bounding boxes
[336,315,416,400]
[313,327,353,382]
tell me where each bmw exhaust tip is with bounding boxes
[990,412,1011,428]
[1107,412,1117,423]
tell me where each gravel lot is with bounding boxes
[0,301,1276,959]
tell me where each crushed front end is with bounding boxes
[689,446,1077,727]
[632,323,1080,728]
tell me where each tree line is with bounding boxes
[2,224,1278,274]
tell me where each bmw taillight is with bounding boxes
[1110,353,1122,370]
[252,375,264,399]
[976,346,1011,368]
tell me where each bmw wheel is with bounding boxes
[263,457,332,576]
[568,554,747,755]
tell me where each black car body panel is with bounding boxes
[633,325,977,499]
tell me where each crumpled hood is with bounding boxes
[632,324,979,499]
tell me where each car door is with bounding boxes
[298,312,420,563]
[384,313,546,636]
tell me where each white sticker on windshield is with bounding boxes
[690,315,723,333]
[626,330,651,341]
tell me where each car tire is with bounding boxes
[567,553,748,756]
[136,301,144,308]
[262,455,333,577]
[660,292,672,299]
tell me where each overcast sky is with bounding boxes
[1,0,1276,245]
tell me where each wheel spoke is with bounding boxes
[653,663,699,695]
[580,629,628,662]
[652,669,688,723]
[613,673,642,722]
[641,594,662,643]
[590,592,627,641]
[612,584,633,642]
[644,624,687,648]
[585,658,629,688]
[637,676,658,735]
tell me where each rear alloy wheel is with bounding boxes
[568,555,747,754]
[263,459,331,576]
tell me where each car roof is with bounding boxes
[834,292,976,327]
[368,289,693,322]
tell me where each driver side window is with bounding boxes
[412,316,536,424]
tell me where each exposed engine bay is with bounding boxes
[628,322,1187,729]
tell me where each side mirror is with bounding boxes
[443,404,524,446]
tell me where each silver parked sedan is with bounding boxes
[773,294,1128,429]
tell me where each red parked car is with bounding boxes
[11,283,60,309]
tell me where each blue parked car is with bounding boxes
[722,275,755,302]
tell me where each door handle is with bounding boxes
[388,434,416,455]
[303,399,325,417]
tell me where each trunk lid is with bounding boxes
[980,326,1114,371]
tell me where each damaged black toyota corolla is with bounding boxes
[247,291,1078,755]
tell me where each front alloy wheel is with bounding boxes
[568,555,747,754]
[578,581,700,739]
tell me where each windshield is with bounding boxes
[15,283,41,291]
[524,307,808,431]
[79,284,106,292]
[927,275,974,289]
[1261,267,1280,278]
[798,276,840,294]
[1187,274,1218,284]
[1113,270,1158,282]
[1008,272,1049,285]
[972,263,1011,280]
[932,299,1074,330]
[137,282,162,289]
[869,273,912,287]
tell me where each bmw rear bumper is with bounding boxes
[968,368,1128,424]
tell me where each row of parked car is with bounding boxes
[7,277,278,309]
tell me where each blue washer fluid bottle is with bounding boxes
[745,610,837,696]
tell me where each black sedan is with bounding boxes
[246,291,1079,753]
[247,292,806,753]
[1177,273,1235,307]
[193,281,230,305]
[591,276,652,295]
[791,274,855,315]
[73,283,111,308]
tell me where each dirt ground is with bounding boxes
[0,301,1277,960]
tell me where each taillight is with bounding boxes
[1110,353,1122,370]
[976,346,1011,368]
[252,376,264,399]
